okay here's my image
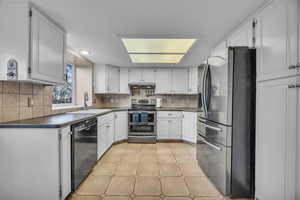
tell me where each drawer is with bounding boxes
[157,111,183,118]
[98,113,114,126]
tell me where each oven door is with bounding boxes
[196,133,231,196]
[129,111,156,123]
[129,124,155,135]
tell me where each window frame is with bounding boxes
[52,62,76,108]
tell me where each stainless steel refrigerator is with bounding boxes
[197,47,256,198]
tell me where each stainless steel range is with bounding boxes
[128,99,157,143]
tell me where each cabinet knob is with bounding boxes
[288,84,297,88]
[288,64,300,70]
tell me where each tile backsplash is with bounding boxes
[0,81,80,123]
[94,94,198,108]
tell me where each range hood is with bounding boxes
[129,82,155,89]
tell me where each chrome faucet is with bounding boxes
[84,92,89,109]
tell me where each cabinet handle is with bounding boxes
[288,64,300,70]
[288,84,297,88]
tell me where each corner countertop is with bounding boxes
[0,107,198,129]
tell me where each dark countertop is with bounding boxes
[0,113,98,128]
[0,107,198,129]
[156,107,199,112]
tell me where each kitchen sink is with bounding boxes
[68,109,112,114]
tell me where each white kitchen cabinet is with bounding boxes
[97,123,107,159]
[256,77,298,200]
[0,127,71,200]
[188,67,198,94]
[255,0,298,81]
[155,69,172,94]
[0,2,65,84]
[128,68,155,83]
[172,68,188,94]
[129,68,142,83]
[107,66,120,93]
[120,68,130,94]
[94,64,120,94]
[60,127,72,199]
[157,119,170,139]
[157,111,183,140]
[97,113,115,159]
[227,20,253,47]
[142,68,155,82]
[114,111,128,142]
[182,112,197,143]
[169,119,182,139]
[107,120,115,147]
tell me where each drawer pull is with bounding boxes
[288,64,300,70]
[200,122,222,132]
[288,84,297,88]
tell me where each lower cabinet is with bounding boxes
[97,119,114,159]
[157,111,197,142]
[0,127,71,200]
[114,111,128,142]
[182,112,197,143]
[256,77,299,200]
[157,112,183,139]
[97,113,116,159]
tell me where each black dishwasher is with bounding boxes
[71,118,97,190]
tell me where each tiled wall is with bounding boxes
[0,81,80,123]
[94,94,198,108]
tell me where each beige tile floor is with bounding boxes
[68,142,228,200]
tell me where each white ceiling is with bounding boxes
[30,0,268,67]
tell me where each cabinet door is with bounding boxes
[157,119,169,139]
[120,68,130,94]
[227,21,253,47]
[182,112,197,143]
[169,119,182,139]
[108,66,120,93]
[107,120,115,148]
[155,69,171,94]
[142,69,155,82]
[128,68,142,83]
[114,112,128,141]
[256,0,298,81]
[188,67,198,94]
[297,82,300,199]
[97,124,107,159]
[172,68,188,94]
[256,77,297,200]
[60,127,71,199]
[30,7,65,84]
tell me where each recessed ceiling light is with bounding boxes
[129,54,184,63]
[79,49,92,55]
[122,38,196,54]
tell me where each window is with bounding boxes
[52,64,74,106]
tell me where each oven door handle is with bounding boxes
[199,121,222,132]
[198,134,222,151]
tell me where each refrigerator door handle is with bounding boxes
[202,65,209,115]
[200,121,222,132]
[198,134,222,151]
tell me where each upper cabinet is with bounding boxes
[128,68,155,83]
[94,64,120,94]
[155,68,189,94]
[227,20,253,47]
[171,68,188,94]
[120,68,130,94]
[155,68,171,94]
[0,2,66,85]
[188,66,198,94]
[255,0,298,81]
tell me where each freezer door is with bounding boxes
[197,116,232,147]
[196,133,231,195]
